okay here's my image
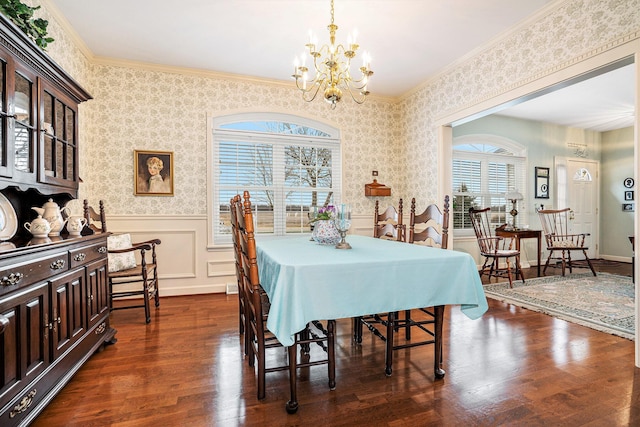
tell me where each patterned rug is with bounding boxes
[483,272,635,340]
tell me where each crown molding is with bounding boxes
[398,0,568,101]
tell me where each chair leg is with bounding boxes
[143,279,151,324]
[257,336,266,400]
[584,250,597,276]
[286,345,298,414]
[404,310,411,340]
[248,327,256,368]
[108,278,114,311]
[488,258,496,281]
[353,316,363,343]
[238,292,244,335]
[505,258,514,288]
[567,250,573,274]
[516,255,525,283]
[543,252,553,275]
[153,275,160,307]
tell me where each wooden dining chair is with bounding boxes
[469,206,523,288]
[356,197,449,376]
[393,195,450,343]
[537,207,596,276]
[237,191,336,413]
[373,199,405,241]
[355,199,406,354]
[229,194,249,355]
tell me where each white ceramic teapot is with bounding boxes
[66,215,87,236]
[32,199,70,237]
[24,215,51,238]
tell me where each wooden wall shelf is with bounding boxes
[365,179,391,197]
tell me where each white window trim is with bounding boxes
[452,134,527,237]
[207,112,341,248]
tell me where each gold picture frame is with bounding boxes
[134,150,174,196]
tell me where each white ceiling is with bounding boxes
[46,0,635,131]
[497,63,636,132]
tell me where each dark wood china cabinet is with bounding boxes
[0,14,115,426]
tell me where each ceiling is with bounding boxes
[46,0,635,131]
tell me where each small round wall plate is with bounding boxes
[624,177,634,188]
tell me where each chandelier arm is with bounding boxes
[337,78,366,104]
[301,80,323,103]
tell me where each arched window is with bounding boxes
[210,113,341,244]
[452,135,527,233]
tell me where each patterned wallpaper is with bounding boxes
[32,0,640,217]
[401,0,640,201]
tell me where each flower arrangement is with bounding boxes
[309,204,336,223]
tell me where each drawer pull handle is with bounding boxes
[98,246,107,254]
[95,322,106,335]
[50,259,66,270]
[1,272,23,286]
[74,253,86,262]
[10,389,37,418]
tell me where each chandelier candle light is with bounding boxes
[292,0,373,109]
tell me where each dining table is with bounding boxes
[256,234,488,411]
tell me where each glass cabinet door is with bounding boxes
[0,57,8,177]
[40,81,78,189]
[13,70,35,178]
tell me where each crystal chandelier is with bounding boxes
[291,0,373,109]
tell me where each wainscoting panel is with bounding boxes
[107,215,228,296]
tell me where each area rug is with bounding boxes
[483,273,635,340]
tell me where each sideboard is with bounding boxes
[0,11,116,426]
[0,234,115,426]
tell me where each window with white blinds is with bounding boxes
[452,137,526,233]
[211,114,341,244]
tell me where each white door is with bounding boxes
[565,159,599,259]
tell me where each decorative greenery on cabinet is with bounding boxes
[0,0,53,49]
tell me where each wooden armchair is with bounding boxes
[107,234,161,324]
[537,207,596,276]
[469,207,523,288]
[83,199,107,233]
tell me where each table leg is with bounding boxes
[385,311,394,376]
[286,345,298,414]
[328,320,336,390]
[537,235,541,277]
[514,237,522,280]
[434,305,446,379]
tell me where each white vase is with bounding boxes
[311,220,341,245]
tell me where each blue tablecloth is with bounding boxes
[256,235,488,346]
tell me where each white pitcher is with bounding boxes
[66,216,87,236]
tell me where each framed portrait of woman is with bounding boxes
[134,150,174,196]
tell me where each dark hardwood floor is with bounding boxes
[33,261,640,426]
